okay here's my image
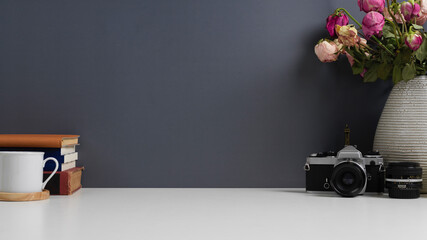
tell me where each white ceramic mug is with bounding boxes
[0,152,59,193]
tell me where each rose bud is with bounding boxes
[314,39,339,63]
[326,12,349,37]
[401,1,421,21]
[335,25,359,47]
[358,0,385,13]
[405,31,423,50]
[362,11,385,39]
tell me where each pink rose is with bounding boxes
[401,1,421,22]
[362,11,385,39]
[416,0,427,25]
[358,0,385,13]
[326,13,349,37]
[405,31,423,50]
[314,40,339,63]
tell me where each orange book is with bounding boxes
[0,134,79,148]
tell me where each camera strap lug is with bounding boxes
[304,163,310,171]
[379,163,385,172]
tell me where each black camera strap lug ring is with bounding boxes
[304,163,310,171]
[379,163,385,172]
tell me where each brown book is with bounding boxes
[43,167,84,195]
[0,134,79,148]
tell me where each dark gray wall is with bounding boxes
[0,0,393,187]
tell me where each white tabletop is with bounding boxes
[0,188,426,240]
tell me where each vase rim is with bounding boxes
[414,75,427,80]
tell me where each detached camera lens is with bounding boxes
[386,162,422,199]
[331,162,366,197]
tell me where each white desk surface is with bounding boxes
[0,188,426,240]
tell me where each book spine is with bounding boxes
[43,167,83,195]
[59,170,70,195]
[0,147,76,157]
[0,134,79,148]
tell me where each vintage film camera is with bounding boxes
[304,126,385,197]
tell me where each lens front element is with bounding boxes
[331,162,366,197]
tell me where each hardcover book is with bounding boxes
[0,148,78,162]
[44,160,77,171]
[43,167,84,195]
[0,146,76,156]
[0,134,79,148]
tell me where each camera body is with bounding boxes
[304,146,385,197]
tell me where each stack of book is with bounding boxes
[0,134,83,195]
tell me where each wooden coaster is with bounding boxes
[0,189,50,201]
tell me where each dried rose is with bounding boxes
[314,40,340,63]
[326,13,349,37]
[336,25,359,47]
[362,11,385,39]
[358,0,385,13]
[401,1,421,22]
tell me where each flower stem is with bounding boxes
[335,8,362,28]
[385,19,401,48]
[386,0,403,38]
[335,8,395,56]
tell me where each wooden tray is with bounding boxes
[0,189,50,201]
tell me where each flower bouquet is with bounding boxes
[315,0,427,84]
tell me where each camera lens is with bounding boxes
[342,172,355,185]
[331,162,366,197]
[386,162,422,199]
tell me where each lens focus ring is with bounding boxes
[331,161,366,197]
[386,162,422,199]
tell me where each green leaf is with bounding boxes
[352,61,364,75]
[416,65,425,74]
[363,63,379,83]
[402,64,416,81]
[354,48,365,59]
[382,23,395,39]
[378,63,393,80]
[392,65,402,84]
[386,44,396,51]
[412,24,424,30]
[415,34,427,61]
[380,49,393,63]
[394,47,412,65]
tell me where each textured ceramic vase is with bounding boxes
[374,75,427,193]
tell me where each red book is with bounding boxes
[43,167,84,195]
